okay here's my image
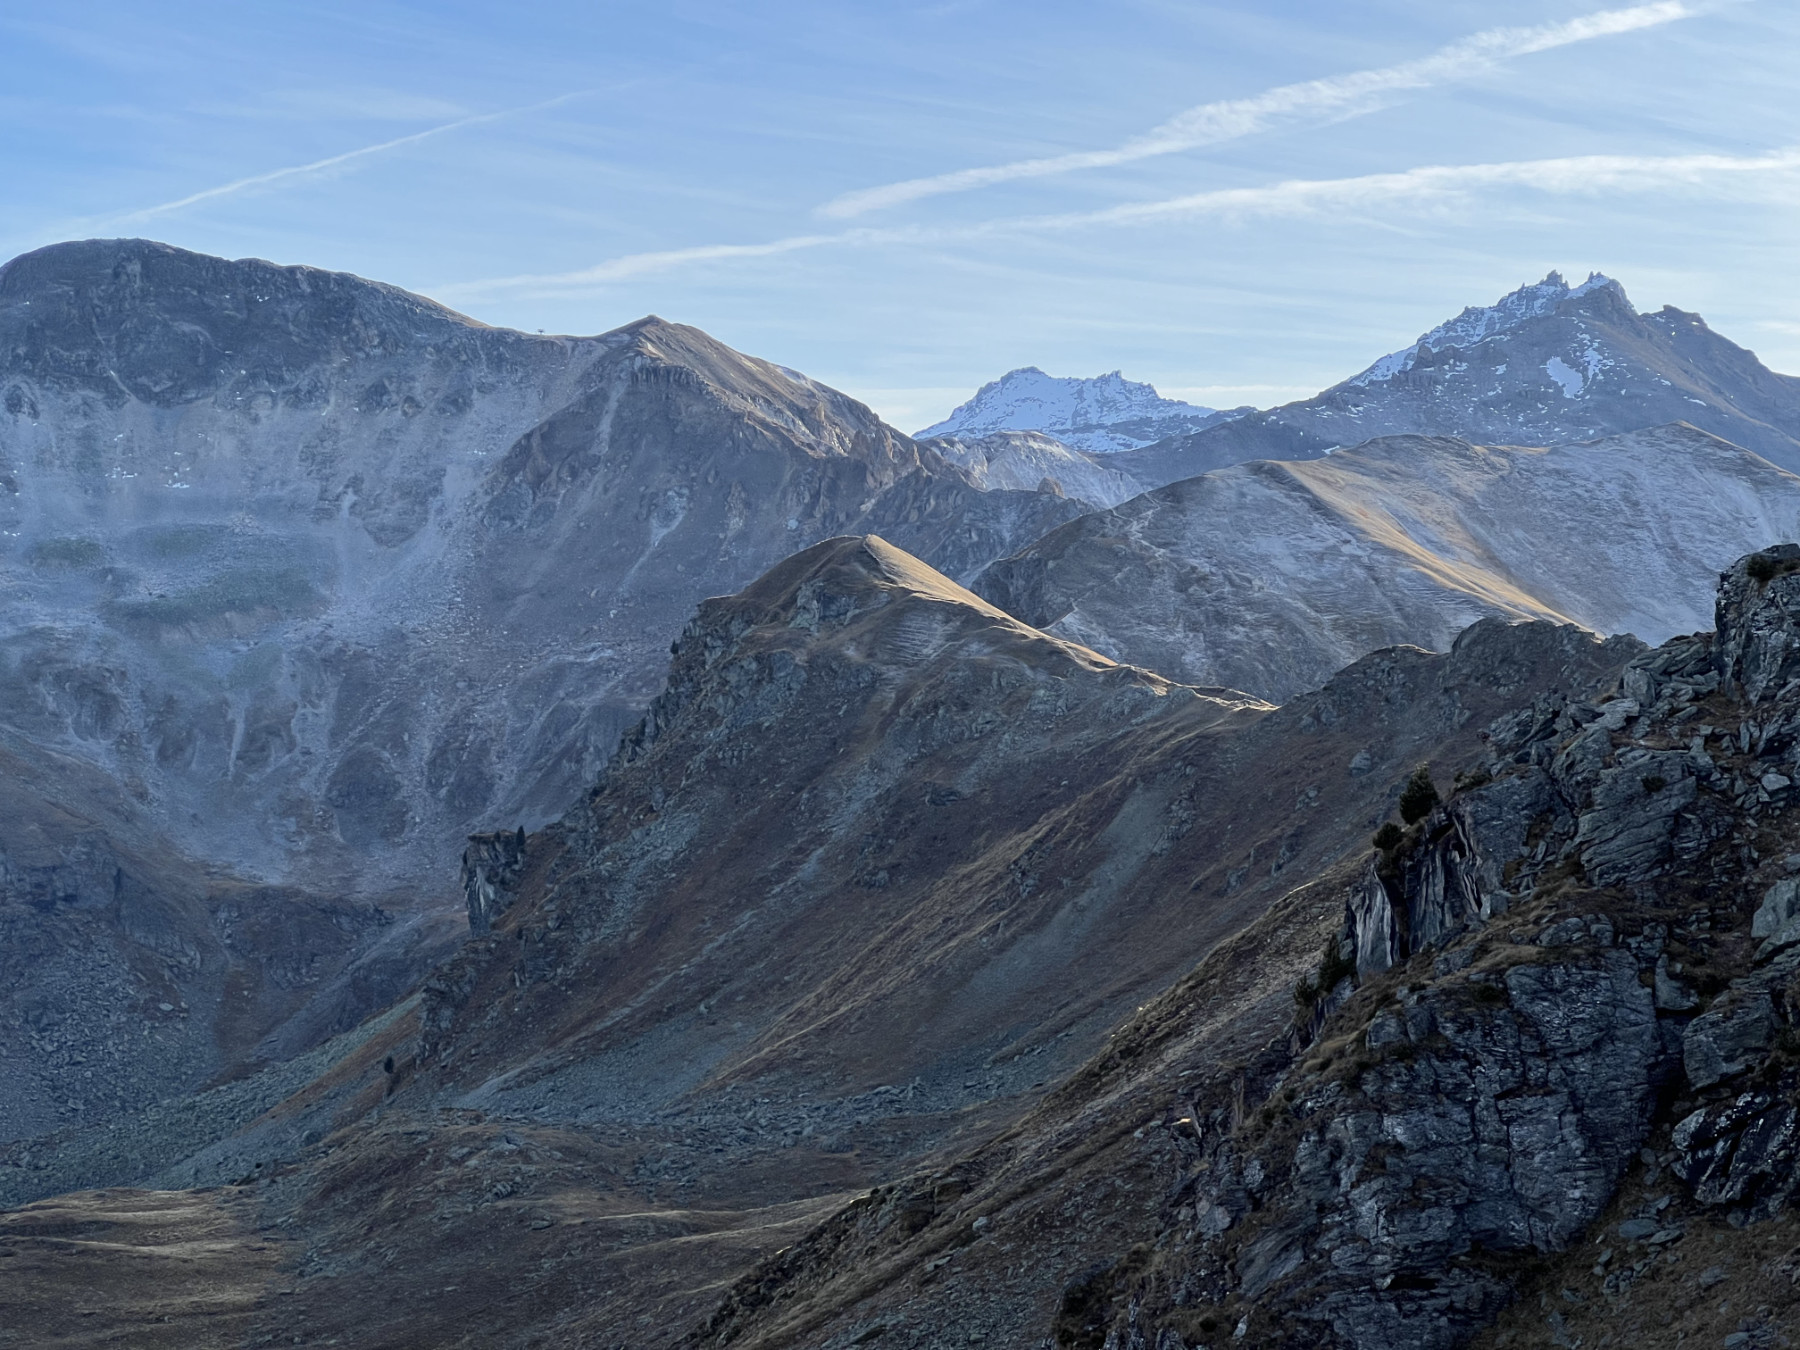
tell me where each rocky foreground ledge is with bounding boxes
[1089,547,1800,1347]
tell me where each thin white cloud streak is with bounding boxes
[1030,147,1800,230]
[437,146,1800,301]
[96,92,587,227]
[452,234,853,292]
[819,2,1697,219]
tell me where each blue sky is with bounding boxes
[3,1,1796,428]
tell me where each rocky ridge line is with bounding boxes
[1064,546,1800,1348]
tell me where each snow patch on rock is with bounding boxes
[1545,356,1585,398]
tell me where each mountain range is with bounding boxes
[0,240,1085,900]
[0,530,1646,1347]
[1118,270,1800,482]
[4,241,1800,1350]
[930,271,1800,489]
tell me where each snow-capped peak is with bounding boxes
[1349,271,1622,387]
[917,367,1227,453]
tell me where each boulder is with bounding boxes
[1654,954,1699,1011]
[1753,877,1800,951]
[1682,989,1776,1089]
[1714,545,1800,702]
[1672,1092,1800,1209]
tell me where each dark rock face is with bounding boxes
[1714,544,1800,701]
[1144,929,1664,1350]
[1252,950,1656,1347]
[461,828,527,934]
[1683,987,1776,1090]
[1671,1069,1800,1211]
[1345,769,1547,978]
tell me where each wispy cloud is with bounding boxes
[437,145,1800,301]
[447,233,852,293]
[819,2,1698,219]
[1018,146,1800,230]
[91,92,588,228]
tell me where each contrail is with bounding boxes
[436,145,1800,299]
[98,92,588,227]
[819,2,1698,219]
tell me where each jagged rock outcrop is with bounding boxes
[1344,757,1585,980]
[976,424,1800,702]
[461,828,527,934]
[1714,543,1800,701]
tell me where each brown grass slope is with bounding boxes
[0,536,1638,1348]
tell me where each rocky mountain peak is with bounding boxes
[0,238,522,411]
[1349,269,1622,387]
[917,365,1241,453]
[615,533,1148,771]
[1136,270,1800,478]
[728,532,1028,623]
